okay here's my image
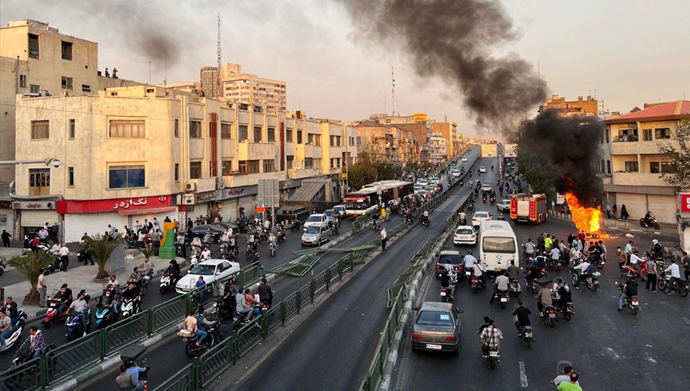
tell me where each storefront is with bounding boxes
[215,185,258,221]
[13,200,59,238]
[0,200,13,237]
[57,195,177,242]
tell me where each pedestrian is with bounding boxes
[257,277,273,309]
[381,227,387,251]
[151,228,162,256]
[557,372,582,391]
[645,257,657,292]
[620,204,629,221]
[58,242,70,271]
[551,365,579,387]
[112,67,118,78]
[612,203,618,218]
[37,268,47,307]
[104,67,109,77]
[1,229,10,247]
[50,223,59,243]
[605,202,611,219]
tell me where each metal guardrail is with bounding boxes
[198,337,235,388]
[45,330,103,385]
[104,311,149,356]
[152,363,196,391]
[0,356,42,391]
[150,294,187,333]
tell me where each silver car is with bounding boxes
[411,302,461,355]
[301,223,332,246]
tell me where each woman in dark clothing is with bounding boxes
[620,204,630,221]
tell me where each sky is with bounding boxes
[2,0,689,137]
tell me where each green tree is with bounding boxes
[8,250,56,305]
[658,119,690,190]
[516,148,559,200]
[81,234,125,279]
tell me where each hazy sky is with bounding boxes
[2,0,689,136]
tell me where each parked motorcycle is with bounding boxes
[178,320,228,357]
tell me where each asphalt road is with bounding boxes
[231,151,486,391]
[393,202,688,389]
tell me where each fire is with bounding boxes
[565,192,602,234]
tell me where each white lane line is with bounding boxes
[603,314,618,331]
[519,361,528,388]
[682,317,690,326]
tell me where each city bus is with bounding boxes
[344,180,414,217]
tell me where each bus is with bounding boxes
[344,180,415,217]
[478,220,518,272]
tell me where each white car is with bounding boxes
[332,205,346,218]
[454,225,477,246]
[417,179,428,187]
[414,185,422,193]
[175,259,240,293]
[305,213,329,227]
[481,184,492,193]
[452,170,461,178]
[462,157,468,162]
[497,199,510,212]
[479,166,487,173]
[471,211,491,228]
[429,177,440,185]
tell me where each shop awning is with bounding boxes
[117,207,177,216]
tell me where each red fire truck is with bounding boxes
[510,193,547,223]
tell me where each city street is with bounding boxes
[392,211,688,390]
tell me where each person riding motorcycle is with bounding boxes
[472,262,488,287]
[535,282,553,315]
[513,299,532,335]
[651,239,663,260]
[491,165,494,171]
[68,290,89,334]
[440,260,457,299]
[618,276,638,311]
[56,284,73,320]
[490,271,510,304]
[422,210,430,225]
[552,278,572,312]
[572,258,593,289]
[165,260,182,288]
[122,281,142,312]
[222,279,239,316]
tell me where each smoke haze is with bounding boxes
[334,0,547,131]
[519,109,603,206]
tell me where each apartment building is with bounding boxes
[542,95,598,117]
[354,121,419,165]
[211,63,287,113]
[0,19,141,230]
[13,86,349,241]
[427,133,447,163]
[603,100,690,223]
[431,122,460,158]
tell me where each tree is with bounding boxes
[658,119,690,190]
[81,234,124,279]
[138,246,155,261]
[8,250,56,305]
[516,148,559,200]
[347,143,404,190]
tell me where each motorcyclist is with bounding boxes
[128,267,141,285]
[535,282,553,315]
[512,299,532,335]
[56,284,73,320]
[490,271,510,304]
[464,250,477,277]
[194,306,215,342]
[67,290,88,335]
[472,262,487,287]
[491,165,494,171]
[506,260,519,280]
[165,260,181,288]
[552,277,572,312]
[235,291,254,321]
[651,239,663,260]
[441,260,456,299]
[122,281,142,312]
[572,258,593,289]
[182,307,206,347]
[524,263,541,287]
[139,258,154,284]
[223,279,239,315]
[458,212,467,225]
[422,210,430,224]
[618,276,638,311]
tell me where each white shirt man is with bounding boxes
[569,247,582,261]
[495,275,510,291]
[524,241,535,256]
[200,248,211,261]
[464,253,477,269]
[665,263,681,278]
[629,252,643,265]
[550,248,560,261]
[51,243,61,254]
[473,263,486,277]
[423,210,429,218]
[58,245,70,257]
[573,260,591,275]
[263,220,271,230]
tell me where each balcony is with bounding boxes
[288,167,320,179]
[236,140,276,161]
[221,171,285,188]
[611,172,669,187]
[610,140,678,155]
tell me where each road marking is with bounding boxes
[603,314,618,331]
[519,361,528,388]
[682,317,690,326]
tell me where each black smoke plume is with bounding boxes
[519,109,603,206]
[333,0,547,131]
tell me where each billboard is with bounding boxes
[413,112,427,122]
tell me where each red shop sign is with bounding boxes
[57,195,171,214]
[679,193,690,213]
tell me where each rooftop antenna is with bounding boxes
[384,94,386,115]
[391,66,396,116]
[217,13,222,99]
[164,53,167,95]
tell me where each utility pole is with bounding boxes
[217,13,222,99]
[391,66,395,116]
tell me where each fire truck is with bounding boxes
[510,193,547,223]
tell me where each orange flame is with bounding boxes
[565,192,602,234]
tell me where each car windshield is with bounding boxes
[417,310,454,327]
[306,215,322,223]
[305,226,321,234]
[474,213,488,219]
[439,254,461,265]
[191,264,216,276]
[482,237,516,253]
[456,228,474,235]
[324,210,333,217]
[345,199,370,210]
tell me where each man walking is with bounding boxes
[58,242,70,271]
[1,230,11,247]
[37,269,47,307]
[151,228,162,256]
[645,258,658,292]
[380,227,387,251]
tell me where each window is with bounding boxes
[349,136,355,146]
[222,160,232,175]
[108,165,145,189]
[189,120,202,138]
[31,120,49,139]
[600,159,605,173]
[61,76,73,90]
[357,137,362,145]
[221,123,231,139]
[69,119,75,139]
[189,162,202,179]
[605,130,609,143]
[607,160,611,175]
[267,127,275,142]
[624,161,639,172]
[29,169,50,195]
[109,120,145,138]
[330,158,341,168]
[263,159,275,173]
[238,125,248,142]
[20,75,27,88]
[330,136,341,147]
[307,134,321,146]
[305,158,313,168]
[81,84,91,92]
[287,155,294,169]
[28,33,39,59]
[174,163,179,181]
[297,130,303,144]
[655,128,671,139]
[286,128,293,142]
[30,84,40,94]
[68,167,74,186]
[650,162,660,174]
[643,129,652,141]
[238,161,248,173]
[661,162,677,173]
[61,41,73,60]
[174,119,179,138]
[254,126,262,142]
[248,160,260,174]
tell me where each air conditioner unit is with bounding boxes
[182,194,196,205]
[185,182,197,192]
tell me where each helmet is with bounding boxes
[652,239,659,245]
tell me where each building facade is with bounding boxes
[603,100,690,223]
[354,121,419,165]
[542,95,599,117]
[217,63,287,113]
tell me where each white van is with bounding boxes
[478,220,518,272]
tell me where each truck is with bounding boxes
[510,193,547,224]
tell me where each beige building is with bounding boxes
[542,95,599,117]
[200,66,219,98]
[427,133,447,163]
[14,86,350,240]
[604,100,690,223]
[354,121,419,165]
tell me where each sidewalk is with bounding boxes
[547,210,678,236]
[1,249,184,321]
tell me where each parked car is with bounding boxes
[301,223,332,246]
[497,199,510,212]
[435,250,463,278]
[471,211,491,228]
[175,259,240,293]
[453,225,477,246]
[304,213,329,227]
[411,302,461,355]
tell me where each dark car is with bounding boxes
[411,302,461,355]
[189,225,223,242]
[435,250,463,278]
[275,205,310,225]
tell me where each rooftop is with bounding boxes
[606,100,690,124]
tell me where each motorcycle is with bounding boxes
[95,304,114,329]
[540,305,558,328]
[440,286,453,302]
[421,215,430,227]
[483,347,500,369]
[269,241,277,257]
[556,301,574,321]
[372,219,382,231]
[120,345,149,388]
[482,195,487,203]
[211,296,233,321]
[517,324,533,349]
[621,292,640,315]
[470,277,485,293]
[571,271,601,292]
[639,217,661,230]
[119,297,140,319]
[469,182,473,189]
[65,308,91,342]
[0,317,25,353]
[657,270,689,297]
[509,278,522,296]
[290,220,301,232]
[489,196,496,205]
[42,297,69,329]
[276,229,286,243]
[467,202,474,211]
[11,342,56,368]
[233,304,268,332]
[160,272,176,294]
[178,320,228,357]
[491,290,509,308]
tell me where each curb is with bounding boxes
[546,212,673,237]
[48,325,178,391]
